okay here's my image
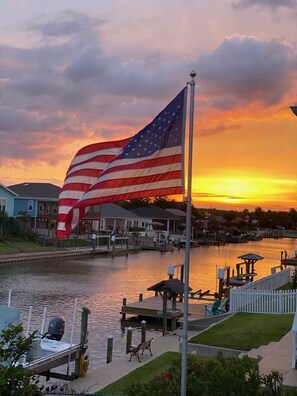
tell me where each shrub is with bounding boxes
[0,324,44,396]
[125,353,285,396]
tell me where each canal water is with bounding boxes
[0,238,296,370]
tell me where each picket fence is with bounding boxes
[229,268,297,314]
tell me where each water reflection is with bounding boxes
[0,238,296,368]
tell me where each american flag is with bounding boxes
[56,138,130,238]
[57,87,187,238]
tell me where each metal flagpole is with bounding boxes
[181,71,196,396]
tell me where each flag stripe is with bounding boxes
[80,171,181,192]
[61,183,92,192]
[68,138,130,166]
[67,164,111,178]
[65,162,181,187]
[74,184,182,208]
[100,152,181,177]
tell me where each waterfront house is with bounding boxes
[130,206,182,233]
[8,182,61,236]
[0,183,18,217]
[165,208,187,231]
[90,203,141,233]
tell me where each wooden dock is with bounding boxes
[281,257,297,267]
[27,343,84,380]
[121,295,206,321]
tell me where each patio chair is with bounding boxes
[204,298,228,316]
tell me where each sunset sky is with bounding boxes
[1,0,296,211]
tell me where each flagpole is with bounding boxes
[181,71,196,396]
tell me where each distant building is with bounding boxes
[91,203,141,233]
[0,183,18,217]
[8,182,61,235]
[130,206,182,233]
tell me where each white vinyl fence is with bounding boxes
[229,268,297,313]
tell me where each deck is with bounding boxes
[121,295,207,321]
[26,342,84,380]
[281,257,297,266]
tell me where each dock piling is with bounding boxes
[126,238,129,256]
[126,327,133,354]
[141,320,146,343]
[121,296,127,320]
[75,306,91,378]
[106,335,113,364]
[111,235,116,257]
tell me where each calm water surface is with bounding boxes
[0,238,296,369]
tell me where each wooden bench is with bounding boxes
[128,338,153,362]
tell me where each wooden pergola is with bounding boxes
[236,253,264,282]
[147,278,191,334]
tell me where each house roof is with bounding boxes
[215,215,227,223]
[8,183,62,199]
[92,203,140,219]
[165,208,186,218]
[147,278,191,294]
[238,253,264,261]
[0,183,18,197]
[130,206,180,219]
[231,216,245,224]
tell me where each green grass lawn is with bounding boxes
[97,351,180,395]
[189,312,294,350]
[0,238,93,253]
[0,239,48,253]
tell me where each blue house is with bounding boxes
[0,183,18,217]
[8,182,61,235]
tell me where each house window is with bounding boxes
[127,220,132,228]
[28,200,33,211]
[0,198,6,212]
[133,220,138,227]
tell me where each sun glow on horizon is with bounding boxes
[192,175,297,210]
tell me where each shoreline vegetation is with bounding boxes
[0,239,93,254]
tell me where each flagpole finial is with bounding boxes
[190,70,197,80]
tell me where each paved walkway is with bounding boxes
[70,329,195,394]
[67,325,297,394]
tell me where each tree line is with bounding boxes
[120,198,297,230]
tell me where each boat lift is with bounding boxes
[1,291,91,381]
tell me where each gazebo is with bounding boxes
[147,278,191,334]
[236,253,264,282]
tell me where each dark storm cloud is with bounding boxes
[197,34,297,109]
